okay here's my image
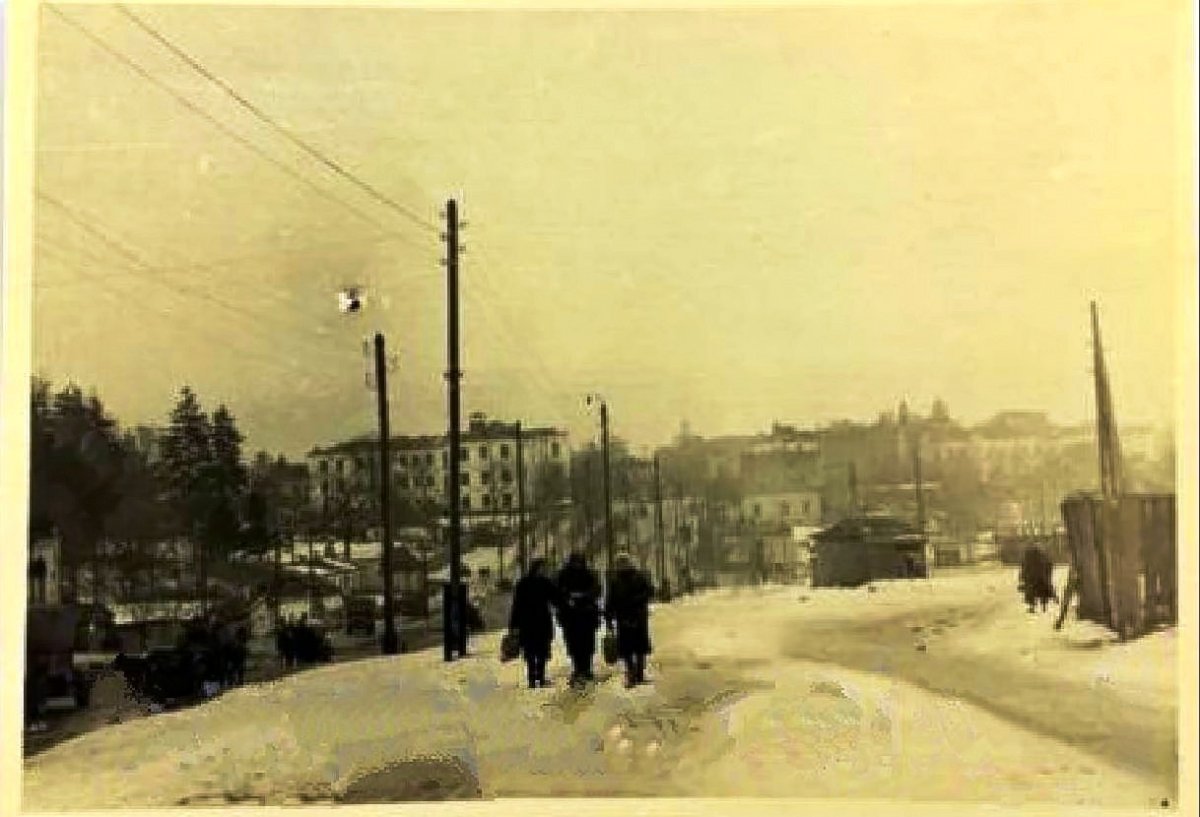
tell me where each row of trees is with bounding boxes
[29,379,306,608]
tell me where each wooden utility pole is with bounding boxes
[600,401,614,574]
[444,199,466,661]
[654,456,666,588]
[1091,301,1124,499]
[913,434,925,533]
[375,333,399,655]
[273,529,282,629]
[515,422,527,575]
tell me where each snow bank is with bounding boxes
[23,568,1178,810]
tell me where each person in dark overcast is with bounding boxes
[507,558,559,689]
[556,551,603,687]
[605,552,655,688]
[1019,544,1055,613]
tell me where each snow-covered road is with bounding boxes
[21,567,1177,810]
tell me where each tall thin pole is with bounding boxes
[913,433,925,533]
[375,333,398,655]
[515,422,527,575]
[444,199,465,661]
[1091,301,1124,500]
[601,401,614,574]
[654,456,666,589]
[307,536,315,619]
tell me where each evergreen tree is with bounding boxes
[204,404,248,563]
[160,387,214,605]
[159,386,211,513]
[28,379,126,603]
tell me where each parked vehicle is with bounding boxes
[26,604,95,722]
[345,596,377,636]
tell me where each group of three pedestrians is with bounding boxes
[507,550,655,690]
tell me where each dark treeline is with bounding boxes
[28,379,302,607]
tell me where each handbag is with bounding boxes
[601,631,619,666]
[500,631,520,663]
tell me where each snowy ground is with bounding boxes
[22,566,1177,811]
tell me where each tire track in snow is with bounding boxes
[781,601,1177,795]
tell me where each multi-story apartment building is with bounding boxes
[306,413,571,527]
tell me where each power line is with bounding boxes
[34,229,437,291]
[37,235,349,369]
[114,4,440,237]
[464,243,578,419]
[36,191,354,363]
[45,4,434,246]
[36,251,348,379]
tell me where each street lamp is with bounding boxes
[338,286,399,656]
[585,393,614,575]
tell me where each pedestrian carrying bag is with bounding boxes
[500,631,520,663]
[602,631,619,666]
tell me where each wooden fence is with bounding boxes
[1060,493,1176,638]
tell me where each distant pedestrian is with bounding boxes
[29,557,47,604]
[605,553,655,688]
[556,551,603,686]
[465,599,486,634]
[277,620,296,669]
[507,558,559,689]
[228,625,249,686]
[1019,545,1054,613]
[1040,552,1057,610]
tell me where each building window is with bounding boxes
[483,495,492,508]
[551,442,561,458]
[459,472,470,486]
[500,444,511,460]
[425,453,434,467]
[462,497,471,511]
[753,503,762,518]
[502,494,513,509]
[460,448,470,462]
[501,469,513,483]
[335,460,345,475]
[481,471,491,485]
[780,502,790,519]
[398,476,409,489]
[319,460,329,474]
[480,445,489,460]
[442,452,448,467]
[321,479,329,495]
[802,501,811,515]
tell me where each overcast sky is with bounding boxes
[32,2,1189,458]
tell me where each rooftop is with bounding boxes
[308,417,566,457]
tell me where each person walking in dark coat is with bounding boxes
[1039,550,1057,611]
[507,558,559,689]
[605,553,655,688]
[1019,545,1054,613]
[556,551,603,686]
[277,619,296,669]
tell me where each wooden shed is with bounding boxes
[811,515,928,588]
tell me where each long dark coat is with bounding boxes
[508,574,559,657]
[1019,546,1054,604]
[556,562,602,654]
[605,567,654,657]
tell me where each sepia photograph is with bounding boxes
[2,0,1196,813]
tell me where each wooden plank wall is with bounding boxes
[1061,494,1177,637]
